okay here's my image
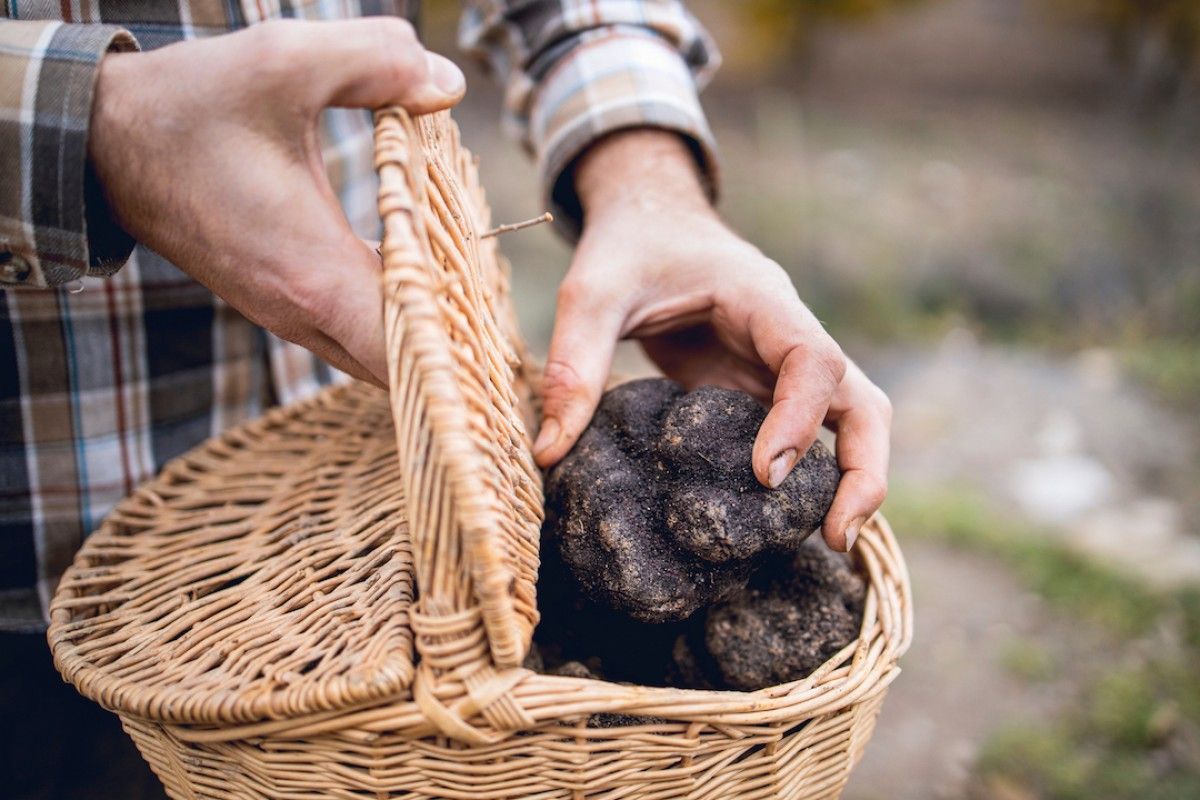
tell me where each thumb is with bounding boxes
[268,18,466,114]
[534,277,625,468]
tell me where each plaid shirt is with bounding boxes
[0,0,719,631]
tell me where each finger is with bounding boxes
[246,295,379,386]
[534,276,626,468]
[316,238,389,384]
[269,227,388,386]
[303,328,381,387]
[821,367,891,551]
[260,18,466,114]
[745,293,846,489]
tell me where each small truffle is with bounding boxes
[665,632,716,691]
[521,642,545,673]
[543,379,840,622]
[674,537,866,692]
[551,660,601,680]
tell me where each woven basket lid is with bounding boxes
[48,110,544,726]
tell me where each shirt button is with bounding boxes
[0,249,31,284]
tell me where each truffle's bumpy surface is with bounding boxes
[676,537,867,692]
[543,379,841,622]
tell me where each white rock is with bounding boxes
[1008,454,1114,522]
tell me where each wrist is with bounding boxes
[575,129,713,221]
[88,53,138,207]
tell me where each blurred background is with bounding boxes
[427,0,1200,797]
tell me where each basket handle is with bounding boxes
[373,108,544,738]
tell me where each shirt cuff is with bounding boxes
[530,31,720,242]
[0,22,138,289]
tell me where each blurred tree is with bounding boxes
[727,0,930,66]
[1045,0,1200,100]
[742,0,929,25]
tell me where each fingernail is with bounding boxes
[844,516,866,552]
[533,418,560,457]
[426,52,465,98]
[768,448,798,488]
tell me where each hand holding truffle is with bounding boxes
[533,129,892,551]
[544,380,843,622]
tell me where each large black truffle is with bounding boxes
[673,537,867,691]
[543,378,840,622]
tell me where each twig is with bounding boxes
[481,212,554,239]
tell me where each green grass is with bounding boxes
[1123,339,1200,412]
[885,485,1200,799]
[976,718,1200,800]
[999,637,1058,683]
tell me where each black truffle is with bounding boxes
[543,379,840,622]
[674,537,866,692]
[551,660,602,680]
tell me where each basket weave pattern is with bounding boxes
[48,110,913,799]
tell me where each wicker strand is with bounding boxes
[481,212,554,239]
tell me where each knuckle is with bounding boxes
[541,358,587,401]
[380,16,416,42]
[249,19,301,63]
[813,338,847,386]
[394,51,428,90]
[862,471,889,508]
[761,258,792,287]
[375,20,425,84]
[556,276,598,311]
[243,21,315,92]
[874,386,894,423]
[736,260,789,303]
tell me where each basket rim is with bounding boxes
[157,511,912,744]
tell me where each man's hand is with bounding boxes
[532,130,891,552]
[88,18,466,385]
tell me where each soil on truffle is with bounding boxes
[543,378,841,623]
[673,537,867,692]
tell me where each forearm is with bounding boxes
[575,129,713,220]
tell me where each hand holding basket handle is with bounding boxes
[88,18,465,386]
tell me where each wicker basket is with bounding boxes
[48,109,913,800]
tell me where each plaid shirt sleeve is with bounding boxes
[0,20,139,290]
[459,0,721,239]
